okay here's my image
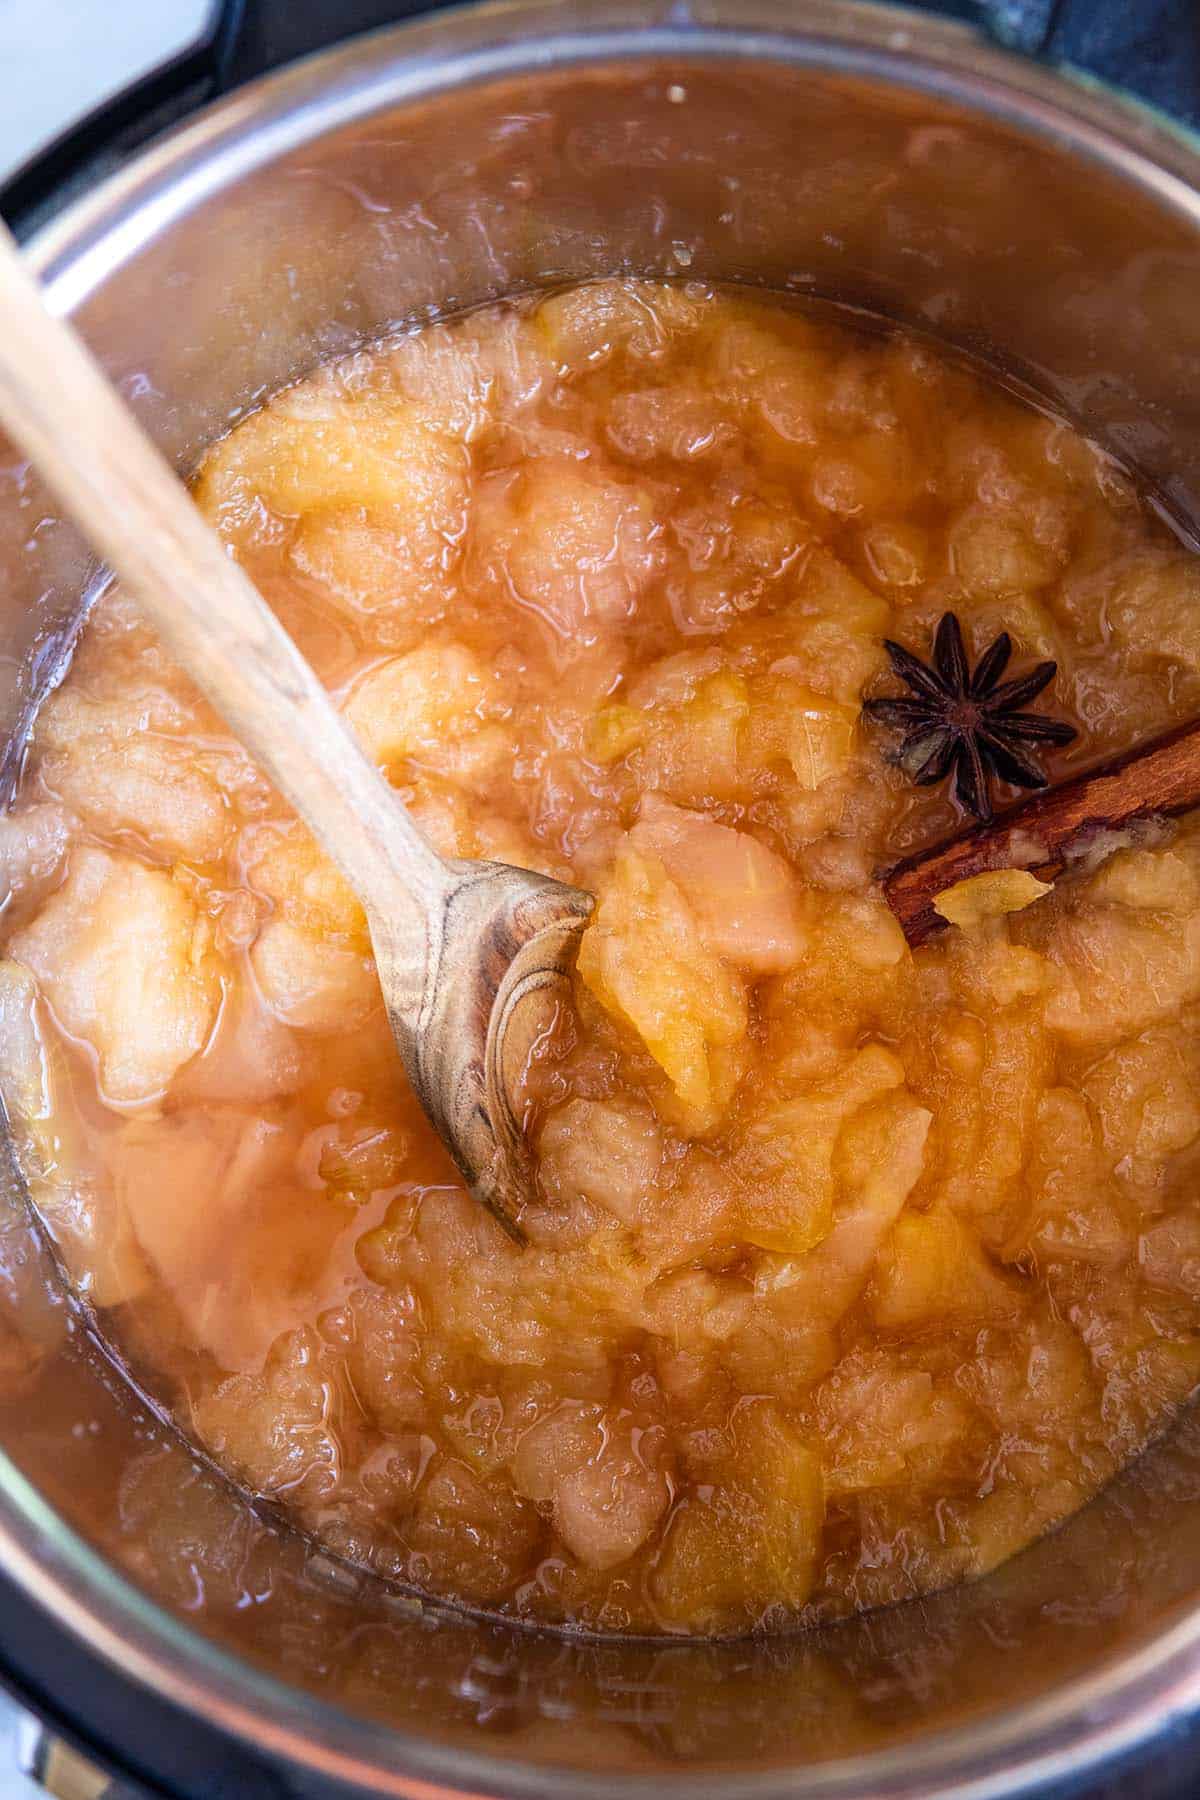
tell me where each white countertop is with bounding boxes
[0,0,213,184]
[0,1708,45,1800]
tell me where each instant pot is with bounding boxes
[4,1,1200,1796]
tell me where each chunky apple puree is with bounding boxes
[2,281,1200,1637]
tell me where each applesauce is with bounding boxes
[1,279,1199,1638]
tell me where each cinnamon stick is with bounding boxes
[882,717,1200,948]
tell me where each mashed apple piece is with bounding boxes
[10,848,219,1105]
[2,281,1200,1638]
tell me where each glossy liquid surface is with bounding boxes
[2,282,1200,1636]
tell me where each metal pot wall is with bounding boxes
[3,4,1200,1795]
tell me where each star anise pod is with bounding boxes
[862,612,1078,823]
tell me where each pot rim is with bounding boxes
[7,3,1200,1794]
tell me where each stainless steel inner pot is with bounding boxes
[4,3,1200,1796]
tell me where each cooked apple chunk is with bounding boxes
[11,849,219,1104]
[578,844,747,1127]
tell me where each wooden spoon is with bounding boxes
[0,220,592,1243]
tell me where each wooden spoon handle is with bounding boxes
[0,220,452,931]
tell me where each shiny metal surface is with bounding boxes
[3,4,1200,1795]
